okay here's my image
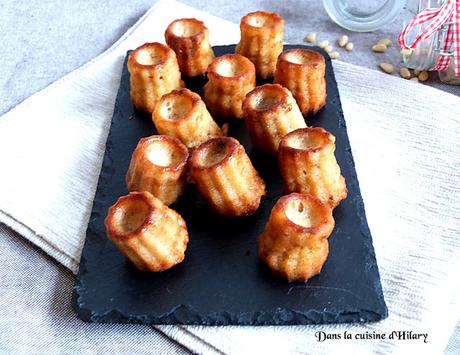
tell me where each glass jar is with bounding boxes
[400,0,459,84]
[323,0,406,32]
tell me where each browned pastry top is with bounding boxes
[278,48,325,69]
[165,18,208,40]
[207,54,255,83]
[189,136,240,171]
[280,127,335,154]
[155,88,202,123]
[133,135,189,172]
[105,192,167,241]
[128,42,175,69]
[240,11,284,29]
[242,83,292,114]
[271,193,334,238]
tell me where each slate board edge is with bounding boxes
[72,44,388,326]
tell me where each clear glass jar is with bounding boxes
[323,0,406,32]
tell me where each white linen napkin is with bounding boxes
[0,0,459,353]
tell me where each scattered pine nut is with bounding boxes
[325,44,333,53]
[400,48,413,57]
[400,67,411,79]
[345,42,354,51]
[338,35,349,47]
[418,71,429,81]
[329,51,340,59]
[318,40,329,49]
[372,44,387,53]
[379,63,394,74]
[410,77,419,82]
[377,38,392,47]
[305,33,316,44]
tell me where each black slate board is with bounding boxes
[73,45,387,325]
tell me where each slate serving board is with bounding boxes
[73,44,388,325]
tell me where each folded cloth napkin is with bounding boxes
[0,0,459,353]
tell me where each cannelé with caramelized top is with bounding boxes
[152,88,223,149]
[259,193,334,282]
[165,18,215,77]
[189,137,265,217]
[275,48,326,115]
[204,54,256,119]
[127,42,184,113]
[126,135,189,206]
[236,11,284,79]
[279,127,347,208]
[242,84,306,153]
[105,191,189,272]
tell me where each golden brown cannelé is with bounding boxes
[204,54,256,119]
[279,127,347,208]
[236,11,284,79]
[126,135,189,206]
[152,88,223,149]
[165,18,215,77]
[127,42,184,113]
[274,48,326,116]
[242,83,306,153]
[105,191,189,272]
[259,193,334,282]
[189,136,265,217]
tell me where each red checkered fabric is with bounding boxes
[398,0,460,75]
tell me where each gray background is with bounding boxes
[0,0,458,353]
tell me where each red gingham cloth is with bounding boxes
[398,0,460,75]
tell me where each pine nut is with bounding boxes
[372,44,387,53]
[305,33,316,44]
[324,45,333,53]
[379,63,394,74]
[377,38,392,47]
[318,40,329,49]
[345,42,354,51]
[400,48,413,57]
[338,35,349,47]
[329,51,340,59]
[418,71,429,81]
[400,67,411,79]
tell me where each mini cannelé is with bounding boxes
[204,54,256,119]
[236,11,284,79]
[242,83,306,154]
[189,137,265,217]
[279,127,347,208]
[165,18,215,77]
[105,191,189,272]
[126,135,189,206]
[127,42,184,113]
[152,88,223,149]
[259,193,334,282]
[274,48,326,116]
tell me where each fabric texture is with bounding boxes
[0,0,459,353]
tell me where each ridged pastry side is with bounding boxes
[279,127,347,208]
[242,84,306,153]
[165,18,215,77]
[259,193,334,282]
[127,42,184,113]
[274,49,326,116]
[105,191,189,272]
[152,88,223,149]
[126,135,189,206]
[204,54,256,119]
[236,11,284,79]
[189,137,265,217]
